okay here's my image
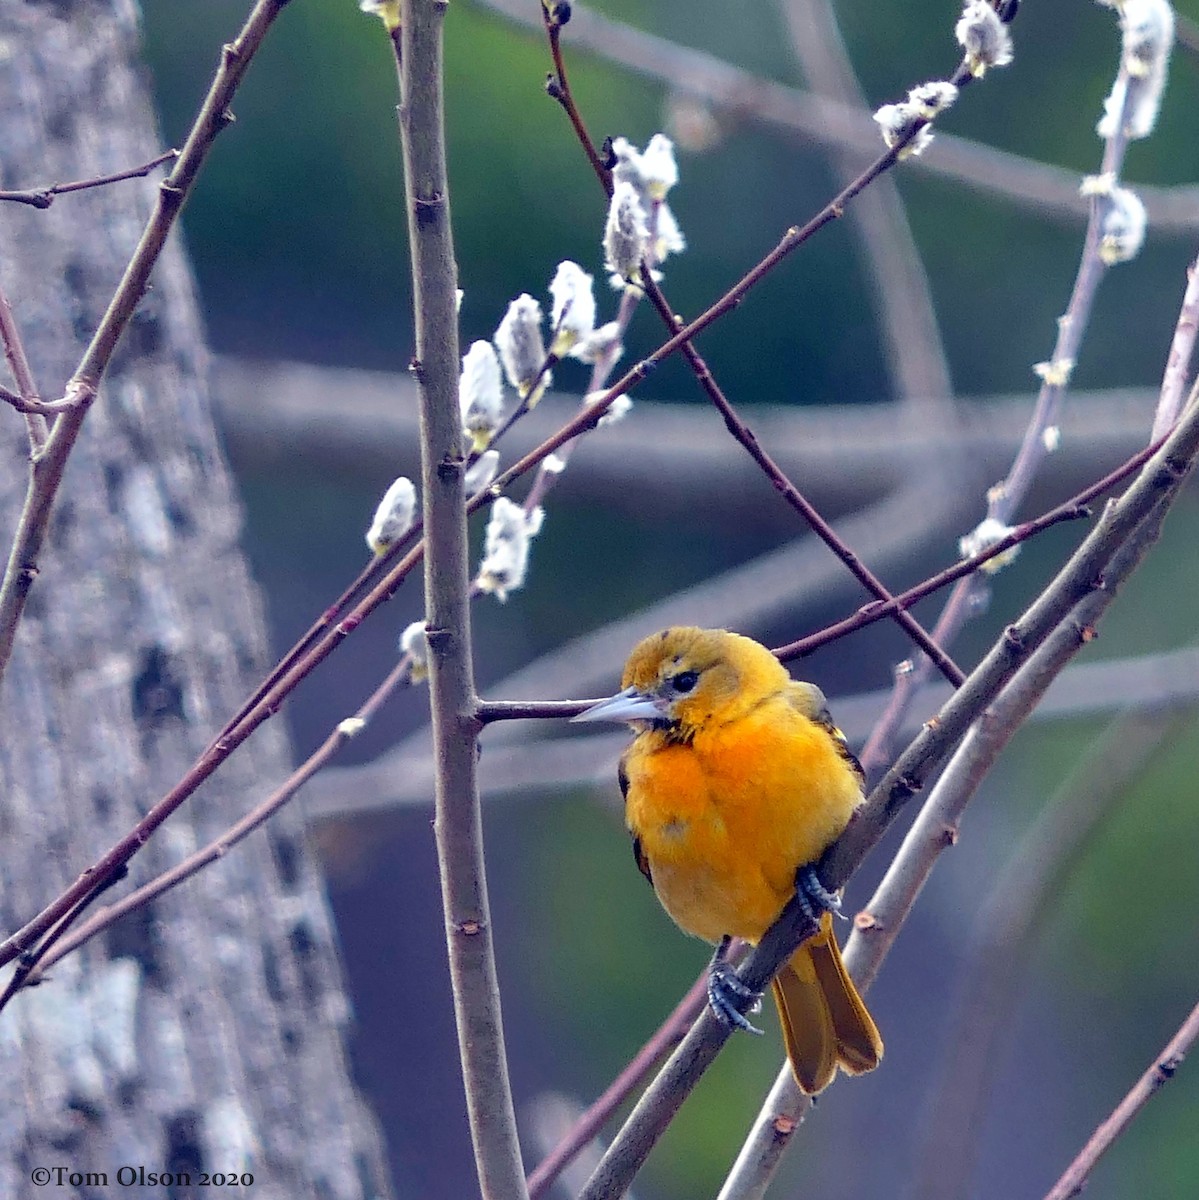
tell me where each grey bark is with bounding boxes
[0,4,393,1197]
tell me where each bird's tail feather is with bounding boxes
[770,910,883,1094]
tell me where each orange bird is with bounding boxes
[575,626,882,1094]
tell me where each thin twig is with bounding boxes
[638,271,965,687]
[398,3,528,1196]
[542,16,966,684]
[527,973,709,1199]
[20,659,413,988]
[0,274,47,451]
[199,518,424,758]
[473,0,1199,232]
[910,705,1187,1200]
[542,5,611,193]
[0,0,293,686]
[1152,253,1199,441]
[1041,998,1199,1200]
[858,54,1141,776]
[0,149,179,209]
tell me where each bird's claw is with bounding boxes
[797,864,845,921]
[707,956,764,1036]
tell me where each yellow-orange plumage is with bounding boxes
[594,626,882,1094]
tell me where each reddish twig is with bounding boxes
[541,4,612,194]
[527,971,710,1198]
[545,14,969,685]
[17,658,414,993]
[0,0,294,686]
[1041,997,1199,1200]
[0,149,179,209]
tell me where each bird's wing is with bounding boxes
[784,680,865,788]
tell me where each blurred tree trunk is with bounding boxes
[0,4,393,1197]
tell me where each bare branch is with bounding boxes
[0,149,178,209]
[0,0,293,686]
[22,659,413,988]
[911,705,1187,1200]
[859,61,1143,776]
[1041,998,1199,1199]
[1152,256,1199,441]
[398,3,528,1196]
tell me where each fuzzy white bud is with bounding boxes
[365,477,416,556]
[1097,185,1147,264]
[476,497,545,602]
[584,390,633,427]
[460,341,505,452]
[959,516,1021,574]
[652,202,687,261]
[604,181,650,287]
[494,294,550,400]
[464,449,500,496]
[873,81,958,157]
[1042,425,1061,452]
[359,0,400,32]
[571,320,624,366]
[873,104,935,159]
[1098,0,1174,140]
[638,134,680,201]
[610,136,685,266]
[400,620,430,684]
[549,261,597,357]
[1033,358,1075,387]
[907,80,960,120]
[955,0,1014,76]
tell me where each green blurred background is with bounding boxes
[137,1,1199,1197]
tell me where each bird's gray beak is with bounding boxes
[572,686,666,724]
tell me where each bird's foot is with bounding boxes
[796,864,845,921]
[706,937,763,1035]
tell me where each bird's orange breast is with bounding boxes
[623,697,862,945]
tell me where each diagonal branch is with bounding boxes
[1041,996,1199,1200]
[0,149,178,209]
[0,0,294,686]
[910,703,1188,1200]
[541,15,967,684]
[578,375,1199,1200]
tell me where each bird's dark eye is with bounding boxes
[671,670,699,693]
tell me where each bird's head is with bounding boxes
[573,626,790,736]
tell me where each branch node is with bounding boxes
[770,1114,798,1139]
[436,453,463,482]
[425,625,452,650]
